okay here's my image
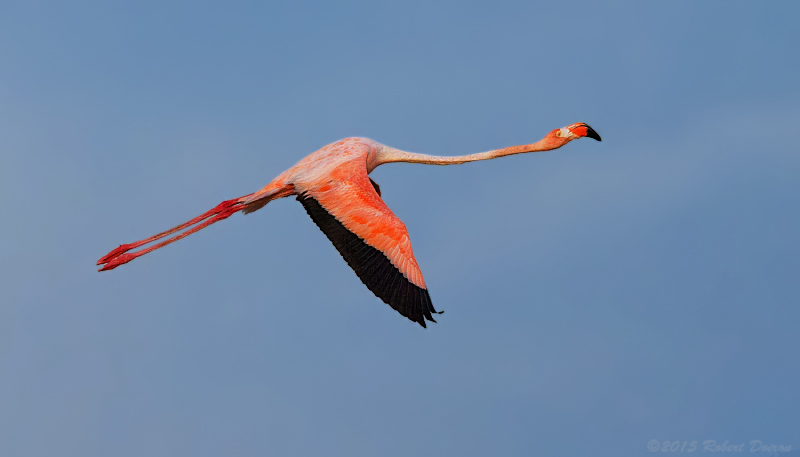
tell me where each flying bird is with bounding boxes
[98,123,601,327]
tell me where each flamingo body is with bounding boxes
[251,138,426,286]
[98,124,601,327]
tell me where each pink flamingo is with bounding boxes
[98,123,601,327]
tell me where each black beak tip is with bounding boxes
[584,125,602,142]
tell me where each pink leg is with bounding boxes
[97,195,252,271]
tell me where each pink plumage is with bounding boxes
[98,123,601,327]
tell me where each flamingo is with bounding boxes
[98,123,601,327]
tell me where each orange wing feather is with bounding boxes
[303,162,426,289]
[298,159,439,326]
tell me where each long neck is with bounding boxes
[375,136,561,167]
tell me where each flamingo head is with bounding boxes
[547,122,602,146]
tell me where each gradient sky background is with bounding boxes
[1,1,799,456]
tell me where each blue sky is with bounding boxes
[1,1,798,456]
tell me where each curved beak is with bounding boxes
[584,125,602,141]
[570,123,602,141]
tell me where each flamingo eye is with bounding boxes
[555,127,571,138]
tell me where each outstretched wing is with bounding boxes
[297,166,439,327]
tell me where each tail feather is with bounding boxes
[97,194,252,271]
[242,199,269,214]
[239,184,293,214]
